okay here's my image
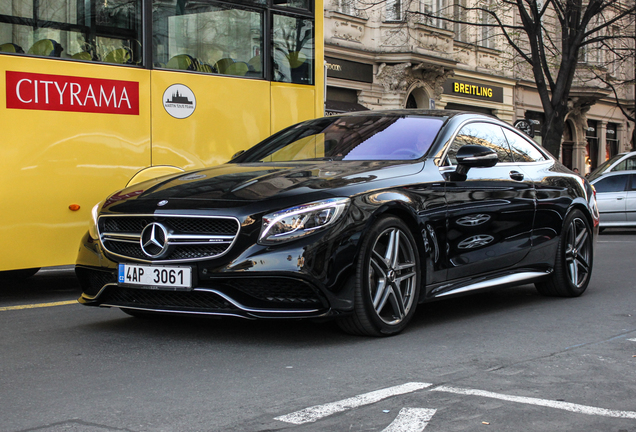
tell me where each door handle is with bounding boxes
[509,171,524,181]
[617,197,624,200]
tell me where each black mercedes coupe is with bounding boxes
[76,110,599,336]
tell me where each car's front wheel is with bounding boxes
[338,216,421,336]
[535,209,593,297]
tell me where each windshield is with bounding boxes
[237,115,445,163]
[587,153,625,181]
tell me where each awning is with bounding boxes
[325,100,369,115]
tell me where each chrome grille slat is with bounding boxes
[98,214,240,263]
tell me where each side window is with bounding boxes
[630,175,636,191]
[502,127,547,162]
[445,122,513,166]
[272,15,314,85]
[593,175,628,193]
[0,0,142,64]
[612,156,636,172]
[153,1,264,78]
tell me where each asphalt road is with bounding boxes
[1,229,635,432]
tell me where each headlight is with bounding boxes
[259,198,350,245]
[88,201,102,240]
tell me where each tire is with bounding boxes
[338,216,421,336]
[535,209,593,297]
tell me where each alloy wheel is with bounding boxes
[564,217,592,288]
[368,227,418,325]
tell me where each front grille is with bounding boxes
[172,245,228,260]
[227,279,322,304]
[106,241,146,260]
[101,286,234,311]
[102,217,237,235]
[102,217,146,233]
[169,218,237,234]
[99,215,240,263]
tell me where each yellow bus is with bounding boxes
[0,0,324,277]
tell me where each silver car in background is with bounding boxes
[590,171,636,230]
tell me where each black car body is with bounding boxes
[77,110,599,336]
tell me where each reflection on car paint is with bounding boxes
[455,213,491,226]
[457,234,495,249]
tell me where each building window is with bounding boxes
[336,0,354,15]
[386,0,402,21]
[453,0,467,42]
[480,0,495,49]
[606,123,619,159]
[586,120,599,170]
[420,0,445,29]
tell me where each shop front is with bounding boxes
[440,74,515,123]
[324,56,373,115]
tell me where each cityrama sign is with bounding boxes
[5,71,139,115]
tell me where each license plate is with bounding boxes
[118,264,192,289]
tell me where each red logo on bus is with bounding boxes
[5,71,139,115]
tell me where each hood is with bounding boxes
[102,161,424,211]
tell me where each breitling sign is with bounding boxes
[443,79,503,103]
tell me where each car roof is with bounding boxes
[338,109,499,121]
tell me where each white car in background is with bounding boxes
[587,150,636,182]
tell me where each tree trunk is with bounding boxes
[542,112,567,159]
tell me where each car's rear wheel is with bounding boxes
[338,216,421,336]
[535,209,593,297]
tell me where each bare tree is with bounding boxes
[351,0,635,158]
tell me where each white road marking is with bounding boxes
[382,408,437,432]
[432,385,636,419]
[274,382,432,425]
[628,338,636,342]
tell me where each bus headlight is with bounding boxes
[88,201,102,240]
[258,198,350,245]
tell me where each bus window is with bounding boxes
[274,0,311,10]
[0,0,142,64]
[153,1,264,78]
[272,14,314,85]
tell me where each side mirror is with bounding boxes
[450,145,498,180]
[456,145,498,168]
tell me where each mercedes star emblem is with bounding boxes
[140,222,169,258]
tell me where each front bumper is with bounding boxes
[76,266,337,319]
[75,227,358,319]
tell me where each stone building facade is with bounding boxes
[324,1,635,174]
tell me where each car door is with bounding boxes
[593,174,629,224]
[626,174,636,223]
[442,121,536,280]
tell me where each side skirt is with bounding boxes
[425,269,552,300]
